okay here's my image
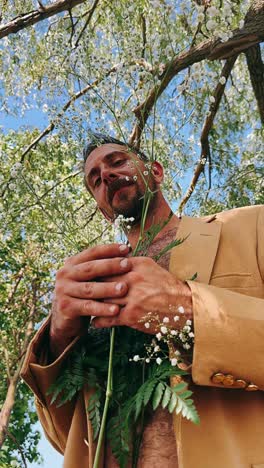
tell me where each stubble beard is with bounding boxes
[112,180,157,225]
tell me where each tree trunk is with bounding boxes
[0,378,18,447]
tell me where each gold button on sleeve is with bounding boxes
[222,374,235,386]
[211,373,224,384]
[234,379,247,389]
[245,383,259,391]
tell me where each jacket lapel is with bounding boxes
[169,214,222,284]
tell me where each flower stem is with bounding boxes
[93,328,115,468]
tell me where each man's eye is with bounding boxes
[113,160,124,166]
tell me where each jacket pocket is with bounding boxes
[210,272,254,289]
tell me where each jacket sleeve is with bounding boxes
[187,206,264,391]
[20,317,79,454]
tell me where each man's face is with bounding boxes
[84,143,157,222]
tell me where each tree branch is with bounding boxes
[74,0,99,48]
[129,0,264,147]
[245,44,264,124]
[0,0,87,40]
[140,13,147,59]
[178,54,238,213]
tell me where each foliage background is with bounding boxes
[0,0,263,465]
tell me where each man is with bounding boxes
[21,134,264,468]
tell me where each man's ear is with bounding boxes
[99,207,113,222]
[151,161,164,184]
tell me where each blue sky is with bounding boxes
[29,424,63,468]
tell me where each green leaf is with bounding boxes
[189,272,198,281]
[152,382,165,410]
[161,385,172,409]
[171,385,200,425]
[173,382,187,392]
[143,379,157,406]
[87,390,102,440]
[168,392,177,413]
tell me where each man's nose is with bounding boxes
[101,169,118,185]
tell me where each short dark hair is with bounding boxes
[83,132,149,164]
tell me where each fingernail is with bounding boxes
[115,282,124,292]
[119,244,128,252]
[110,305,117,312]
[120,258,128,268]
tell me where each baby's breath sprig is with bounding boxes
[135,306,195,368]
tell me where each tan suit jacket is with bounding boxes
[21,205,264,468]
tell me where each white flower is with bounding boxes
[156,332,162,341]
[144,322,150,329]
[186,320,192,326]
[143,171,149,176]
[160,326,168,334]
[163,317,169,323]
[178,306,185,314]
[125,176,130,181]
[133,355,140,362]
[219,76,226,85]
[179,332,186,342]
[209,96,216,103]
[189,332,195,338]
[154,345,160,352]
[174,315,180,322]
[219,31,230,42]
[207,6,218,17]
[156,357,162,365]
[239,20,245,29]
[183,343,191,350]
[146,358,150,363]
[183,325,191,333]
[171,330,178,336]
[223,5,232,16]
[206,19,217,30]
[133,175,137,181]
[170,358,178,366]
[197,12,204,22]
[175,350,181,356]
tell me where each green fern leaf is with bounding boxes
[172,384,200,424]
[161,386,172,409]
[143,378,157,406]
[87,390,102,440]
[152,382,165,410]
[168,392,177,413]
[107,411,131,467]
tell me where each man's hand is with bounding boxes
[49,243,131,358]
[92,256,193,333]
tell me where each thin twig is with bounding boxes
[140,14,147,59]
[74,0,99,48]
[5,429,28,468]
[178,54,238,213]
[19,66,119,163]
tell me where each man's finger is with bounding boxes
[66,243,130,266]
[57,297,121,317]
[65,257,131,281]
[92,313,124,328]
[64,280,128,299]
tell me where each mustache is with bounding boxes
[108,178,135,204]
